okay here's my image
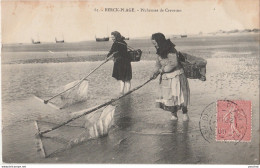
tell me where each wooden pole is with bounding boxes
[39,77,154,136]
[43,55,114,104]
[34,120,47,158]
[33,95,61,110]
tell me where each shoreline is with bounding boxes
[2,34,259,64]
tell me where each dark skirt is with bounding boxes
[112,58,132,82]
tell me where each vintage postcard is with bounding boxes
[1,0,259,166]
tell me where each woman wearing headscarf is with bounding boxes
[107,31,132,94]
[151,33,190,121]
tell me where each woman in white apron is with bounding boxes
[151,33,190,121]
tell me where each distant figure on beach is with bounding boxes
[151,33,190,121]
[107,31,132,94]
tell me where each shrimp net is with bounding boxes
[36,105,116,157]
[49,80,89,109]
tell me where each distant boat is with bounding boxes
[95,36,109,42]
[31,38,41,44]
[95,26,110,42]
[31,34,41,44]
[55,37,64,43]
[181,35,187,38]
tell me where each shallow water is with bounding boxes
[1,34,259,164]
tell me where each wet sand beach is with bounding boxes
[1,34,259,164]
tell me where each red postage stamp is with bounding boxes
[216,100,251,142]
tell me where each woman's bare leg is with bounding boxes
[119,80,125,94]
[170,106,178,120]
[124,80,131,93]
[182,106,189,121]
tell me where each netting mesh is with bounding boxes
[36,105,116,157]
[85,105,115,139]
[68,105,115,146]
[50,80,89,108]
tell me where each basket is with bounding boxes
[181,62,206,81]
[178,52,207,81]
[128,49,142,62]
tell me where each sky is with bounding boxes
[1,0,259,43]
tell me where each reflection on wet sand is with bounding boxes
[153,121,191,163]
[114,95,134,131]
[108,94,193,163]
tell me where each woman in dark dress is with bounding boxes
[107,31,132,94]
[151,33,190,121]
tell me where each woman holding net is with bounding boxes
[151,33,190,121]
[107,31,132,95]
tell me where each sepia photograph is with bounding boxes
[1,0,259,166]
